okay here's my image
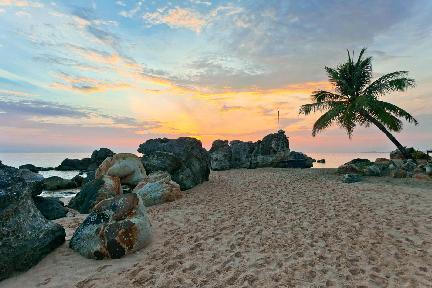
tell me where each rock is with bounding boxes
[18,164,40,172]
[138,137,210,190]
[133,171,183,207]
[229,140,256,168]
[343,174,362,183]
[69,193,152,259]
[18,168,44,196]
[253,130,290,156]
[365,165,382,176]
[317,159,326,163]
[0,165,65,280]
[209,140,232,171]
[390,147,431,160]
[275,151,314,168]
[95,153,146,187]
[68,175,122,214]
[43,176,77,191]
[33,196,68,220]
[425,164,432,176]
[56,158,92,171]
[392,169,407,178]
[402,159,417,172]
[88,148,115,171]
[71,174,85,187]
[337,159,372,174]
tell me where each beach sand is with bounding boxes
[2,168,432,287]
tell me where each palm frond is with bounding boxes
[311,90,346,102]
[299,100,346,115]
[312,104,345,136]
[363,71,415,97]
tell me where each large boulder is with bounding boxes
[133,171,183,207]
[43,176,77,191]
[390,147,431,160]
[209,140,232,171]
[230,140,256,169]
[68,175,122,214]
[33,196,68,220]
[138,137,210,190]
[18,164,40,173]
[253,130,290,156]
[95,153,146,187]
[70,193,152,259]
[17,168,44,196]
[0,163,65,280]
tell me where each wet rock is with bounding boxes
[68,175,122,214]
[88,148,115,171]
[33,196,68,220]
[43,176,77,191]
[343,174,362,183]
[0,164,65,280]
[138,137,210,190]
[317,159,326,163]
[275,151,314,168]
[71,174,85,187]
[70,193,152,259]
[209,140,232,171]
[96,153,146,187]
[133,171,183,207]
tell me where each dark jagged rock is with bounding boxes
[70,193,152,259]
[230,140,256,169]
[68,175,122,214]
[43,176,77,191]
[138,137,210,190]
[390,147,431,160]
[19,164,40,172]
[317,159,326,163]
[0,163,65,280]
[33,196,68,220]
[18,168,44,196]
[56,148,115,172]
[275,151,314,168]
[56,158,92,171]
[209,140,232,171]
[71,174,85,187]
[343,174,362,183]
[253,130,289,156]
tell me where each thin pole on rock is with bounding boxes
[277,110,280,131]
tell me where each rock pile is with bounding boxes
[338,154,431,181]
[56,148,115,172]
[209,130,314,170]
[138,137,210,190]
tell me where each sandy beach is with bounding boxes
[2,168,432,287]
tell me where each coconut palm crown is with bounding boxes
[299,48,418,159]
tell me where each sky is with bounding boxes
[0,0,431,153]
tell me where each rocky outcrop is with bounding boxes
[55,148,115,172]
[95,153,146,187]
[33,196,68,220]
[70,193,152,259]
[230,140,256,169]
[138,137,210,190]
[68,175,122,214]
[133,171,183,207]
[209,140,232,171]
[209,130,313,170]
[0,162,65,280]
[43,176,78,191]
[17,168,44,196]
[337,159,373,174]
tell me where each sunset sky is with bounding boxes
[0,0,431,153]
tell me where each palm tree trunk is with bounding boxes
[360,112,411,159]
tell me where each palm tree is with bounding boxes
[299,48,418,159]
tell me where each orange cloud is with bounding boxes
[143,8,206,33]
